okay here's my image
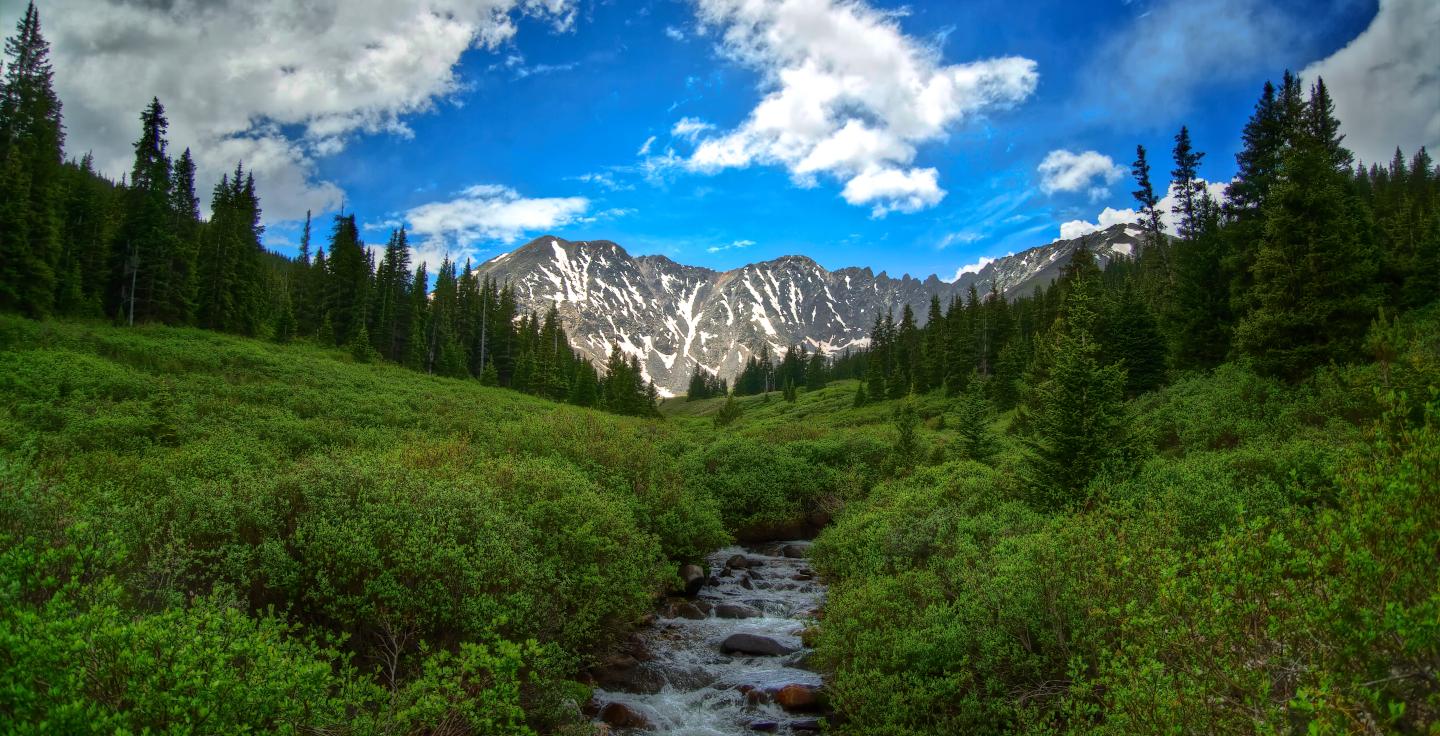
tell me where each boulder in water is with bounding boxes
[775,683,821,712]
[674,602,706,620]
[749,720,780,731]
[714,603,764,619]
[679,563,706,597]
[599,702,653,729]
[782,543,810,558]
[789,718,823,731]
[725,554,750,569]
[721,633,798,656]
[592,656,665,694]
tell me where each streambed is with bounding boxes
[592,541,827,735]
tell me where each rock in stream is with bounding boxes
[591,542,826,734]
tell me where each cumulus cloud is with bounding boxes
[1037,149,1126,197]
[683,0,1038,216]
[1058,180,1229,240]
[950,255,996,281]
[43,0,576,222]
[1302,0,1440,165]
[664,25,688,41]
[403,184,591,253]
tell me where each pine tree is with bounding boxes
[805,351,826,391]
[1235,79,1379,379]
[1131,144,1171,292]
[1020,265,1128,509]
[0,2,61,317]
[714,393,742,427]
[853,382,868,408]
[1170,125,1206,242]
[113,98,180,325]
[1103,282,1167,395]
[350,321,378,363]
[890,398,920,471]
[953,373,999,463]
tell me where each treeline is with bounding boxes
[686,344,836,402]
[0,3,658,417]
[855,71,1437,413]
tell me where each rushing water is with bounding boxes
[592,541,826,735]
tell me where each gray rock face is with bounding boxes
[478,225,1150,395]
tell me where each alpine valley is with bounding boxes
[478,223,1147,394]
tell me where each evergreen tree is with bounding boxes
[713,393,742,427]
[350,321,378,363]
[890,399,920,471]
[953,373,999,463]
[805,351,826,391]
[0,2,61,316]
[113,99,180,325]
[324,214,370,345]
[853,382,868,408]
[1020,264,1128,509]
[1131,144,1171,292]
[1235,80,1379,379]
[1170,125,1206,242]
[1103,282,1167,395]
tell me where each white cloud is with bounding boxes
[665,25,688,41]
[938,231,983,249]
[1083,0,1300,122]
[637,135,658,156]
[403,184,591,254]
[950,255,996,281]
[1037,149,1126,196]
[1058,180,1229,240]
[571,172,634,191]
[841,166,944,217]
[43,0,576,223]
[1302,0,1440,165]
[671,117,716,142]
[684,0,1038,215]
[707,239,756,253]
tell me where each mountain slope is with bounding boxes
[478,224,1148,394]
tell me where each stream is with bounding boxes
[592,541,827,735]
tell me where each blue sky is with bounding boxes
[30,0,1438,281]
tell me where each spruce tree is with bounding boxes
[1131,144,1171,292]
[1170,125,1206,242]
[0,2,61,317]
[1235,79,1379,379]
[953,373,999,464]
[113,98,179,325]
[1020,266,1128,509]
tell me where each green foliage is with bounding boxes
[713,392,742,427]
[0,315,732,731]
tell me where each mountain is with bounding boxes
[477,223,1148,394]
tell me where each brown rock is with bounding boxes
[775,683,821,712]
[599,702,653,729]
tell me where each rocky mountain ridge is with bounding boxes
[477,223,1147,394]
